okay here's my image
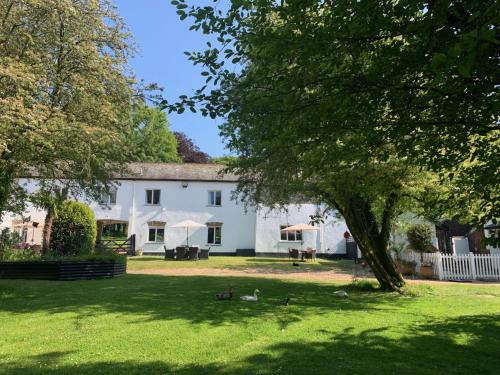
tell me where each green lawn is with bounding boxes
[129,256,360,274]
[0,274,499,374]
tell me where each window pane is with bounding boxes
[99,192,110,205]
[148,228,156,242]
[207,227,214,244]
[215,191,221,206]
[296,231,302,241]
[280,226,287,241]
[153,190,160,204]
[109,190,117,204]
[208,191,214,205]
[146,190,152,204]
[215,226,222,244]
[156,229,164,243]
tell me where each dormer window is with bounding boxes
[99,189,117,205]
[208,190,222,206]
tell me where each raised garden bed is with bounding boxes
[0,260,126,281]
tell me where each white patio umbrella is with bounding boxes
[281,223,319,250]
[170,220,206,247]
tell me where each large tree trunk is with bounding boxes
[347,223,405,291]
[331,193,405,292]
[41,205,55,255]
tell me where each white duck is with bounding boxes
[334,290,349,298]
[240,289,260,302]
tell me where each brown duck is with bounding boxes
[215,287,234,300]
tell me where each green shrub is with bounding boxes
[45,249,125,263]
[77,249,126,263]
[2,247,39,261]
[407,224,433,253]
[50,201,97,255]
[407,224,435,262]
[0,228,23,261]
[0,248,125,263]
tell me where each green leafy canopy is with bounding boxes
[0,0,137,218]
[168,0,499,226]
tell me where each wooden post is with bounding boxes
[130,234,136,256]
[96,221,104,245]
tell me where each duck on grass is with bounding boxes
[240,289,260,302]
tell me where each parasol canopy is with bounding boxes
[170,220,206,246]
[280,223,319,232]
[281,223,319,250]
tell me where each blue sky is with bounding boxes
[114,0,227,157]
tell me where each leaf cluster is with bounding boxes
[170,0,499,225]
[0,0,137,215]
[50,200,97,256]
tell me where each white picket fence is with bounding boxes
[400,252,500,281]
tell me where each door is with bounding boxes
[452,236,469,254]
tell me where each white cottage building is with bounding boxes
[1,163,351,257]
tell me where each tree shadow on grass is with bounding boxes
[0,275,402,326]
[127,256,362,275]
[128,256,164,262]
[1,315,498,375]
[220,258,362,274]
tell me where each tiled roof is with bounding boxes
[117,163,238,182]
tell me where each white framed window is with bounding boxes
[145,189,161,205]
[280,225,302,241]
[208,190,222,206]
[99,189,117,205]
[148,227,165,243]
[207,225,222,245]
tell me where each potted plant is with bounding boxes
[390,242,416,276]
[419,260,434,278]
[401,259,418,276]
[407,224,435,279]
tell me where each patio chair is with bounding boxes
[176,246,188,260]
[164,246,175,260]
[199,247,210,260]
[304,248,316,262]
[290,248,300,260]
[188,246,199,260]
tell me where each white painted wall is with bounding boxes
[2,179,358,256]
[0,179,49,244]
[108,180,256,254]
[2,179,256,254]
[255,204,349,255]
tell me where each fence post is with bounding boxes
[469,252,476,280]
[437,253,443,280]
